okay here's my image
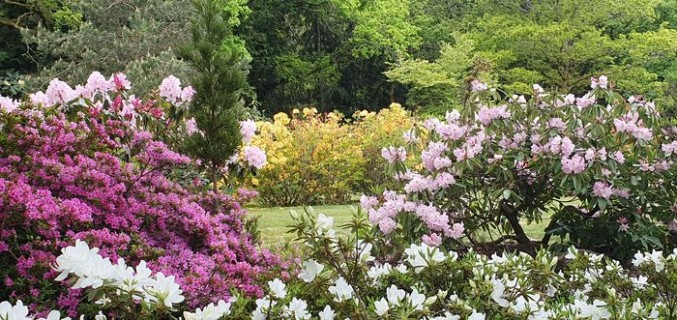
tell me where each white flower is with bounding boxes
[631,276,648,289]
[318,305,335,320]
[184,298,235,320]
[468,310,486,320]
[112,259,153,294]
[374,298,389,316]
[408,289,426,310]
[386,285,406,305]
[268,278,287,299]
[146,272,185,308]
[316,214,334,230]
[404,243,445,273]
[356,241,375,262]
[395,264,408,273]
[52,240,114,289]
[328,277,354,302]
[38,310,72,320]
[491,279,509,307]
[429,312,460,320]
[367,263,392,280]
[576,299,611,320]
[0,300,30,320]
[94,311,106,320]
[283,298,311,320]
[298,260,324,282]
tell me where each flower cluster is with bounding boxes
[0,73,278,315]
[229,210,677,319]
[367,77,676,259]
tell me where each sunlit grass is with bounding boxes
[247,204,554,246]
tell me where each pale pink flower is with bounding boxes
[185,118,198,135]
[613,151,625,164]
[243,146,267,169]
[561,155,586,174]
[382,146,407,164]
[0,96,19,113]
[240,120,257,144]
[592,182,613,199]
[471,80,488,92]
[422,233,442,247]
[181,86,196,103]
[159,75,182,104]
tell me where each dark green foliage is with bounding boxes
[180,0,248,192]
[22,0,193,93]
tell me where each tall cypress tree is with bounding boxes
[181,0,248,193]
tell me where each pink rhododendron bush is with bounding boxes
[366,77,677,260]
[0,73,278,316]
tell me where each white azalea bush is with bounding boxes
[10,209,677,320]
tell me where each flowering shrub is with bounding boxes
[0,73,278,315]
[12,212,677,319]
[251,104,415,206]
[365,77,676,260]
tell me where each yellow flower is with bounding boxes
[273,112,291,126]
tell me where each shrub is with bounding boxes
[13,211,677,319]
[251,104,415,206]
[365,77,676,260]
[0,74,278,316]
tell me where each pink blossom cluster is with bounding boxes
[240,120,257,144]
[592,181,630,199]
[0,79,279,316]
[614,112,653,141]
[243,146,267,169]
[381,146,407,164]
[159,75,196,105]
[477,105,511,125]
[663,141,677,157]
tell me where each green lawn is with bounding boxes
[247,205,553,245]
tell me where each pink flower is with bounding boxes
[45,78,78,105]
[378,218,397,234]
[617,216,629,232]
[181,86,196,103]
[243,146,267,169]
[548,118,566,131]
[471,80,488,92]
[240,120,257,144]
[185,118,198,135]
[613,151,625,164]
[561,155,586,174]
[382,147,407,164]
[422,233,442,247]
[661,141,677,157]
[591,76,608,89]
[444,223,464,239]
[360,195,379,211]
[592,181,613,199]
[159,75,182,104]
[0,96,19,113]
[111,73,131,90]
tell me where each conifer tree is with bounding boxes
[181,0,249,193]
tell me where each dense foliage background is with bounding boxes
[2,0,676,116]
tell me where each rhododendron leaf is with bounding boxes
[598,198,607,210]
[631,176,639,186]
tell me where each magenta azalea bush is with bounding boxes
[366,77,676,260]
[0,73,278,316]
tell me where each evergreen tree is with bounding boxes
[181,0,248,193]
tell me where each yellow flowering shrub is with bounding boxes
[250,105,415,206]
